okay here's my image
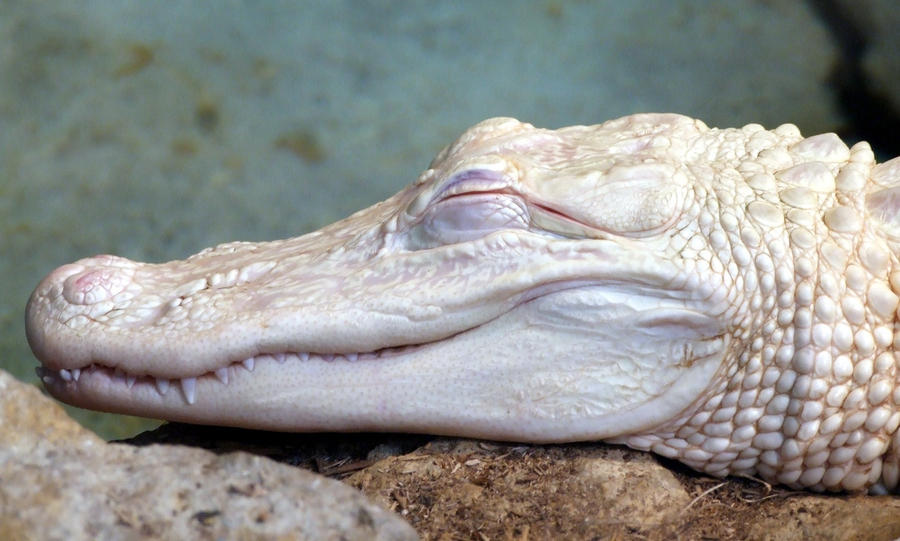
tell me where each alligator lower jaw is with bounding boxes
[37,345,426,407]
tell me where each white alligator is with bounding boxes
[26,113,900,493]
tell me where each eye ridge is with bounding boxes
[432,167,512,202]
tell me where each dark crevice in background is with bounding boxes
[806,0,899,159]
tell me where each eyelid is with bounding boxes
[407,161,514,217]
[433,168,510,202]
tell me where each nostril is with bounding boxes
[62,265,134,305]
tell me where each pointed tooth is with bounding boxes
[125,375,137,388]
[36,367,55,384]
[71,368,81,381]
[155,378,170,395]
[322,354,335,362]
[112,368,125,384]
[180,377,197,405]
[274,353,286,363]
[299,352,310,361]
[241,358,255,372]
[59,369,72,382]
[345,353,358,361]
[214,367,229,384]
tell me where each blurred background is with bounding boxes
[2,0,898,439]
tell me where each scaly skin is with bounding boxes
[25,114,900,493]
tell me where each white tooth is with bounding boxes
[155,378,170,395]
[71,368,81,381]
[214,367,229,384]
[36,367,55,384]
[299,352,310,361]
[345,353,358,361]
[180,377,197,404]
[274,353,286,363]
[126,375,137,388]
[59,369,72,382]
[241,358,255,372]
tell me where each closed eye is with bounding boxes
[405,192,529,249]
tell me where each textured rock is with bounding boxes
[0,369,417,541]
[124,423,900,540]
[348,441,900,540]
[349,441,692,536]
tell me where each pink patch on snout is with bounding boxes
[61,256,135,305]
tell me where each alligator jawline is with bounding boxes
[37,343,430,405]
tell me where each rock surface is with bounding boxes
[0,369,417,541]
[128,422,900,540]
[350,441,900,540]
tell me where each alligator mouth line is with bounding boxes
[35,281,644,407]
[36,343,429,406]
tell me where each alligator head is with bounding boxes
[27,114,736,440]
[28,113,900,493]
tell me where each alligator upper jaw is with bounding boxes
[25,230,609,376]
